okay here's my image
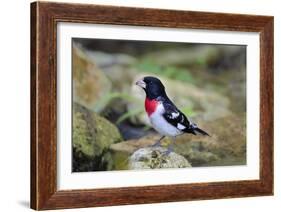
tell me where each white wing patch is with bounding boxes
[171,112,179,119]
[177,123,186,130]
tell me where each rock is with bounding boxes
[72,103,123,171]
[73,46,139,115]
[129,74,231,125]
[109,135,170,170]
[110,134,169,154]
[129,147,191,169]
[174,137,220,166]
[73,45,112,112]
[174,114,246,166]
[103,66,138,93]
[110,133,219,167]
[111,113,246,168]
[82,50,138,93]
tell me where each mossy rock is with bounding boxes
[73,103,122,171]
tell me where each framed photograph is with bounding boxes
[31,1,274,210]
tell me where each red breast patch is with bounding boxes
[145,98,158,116]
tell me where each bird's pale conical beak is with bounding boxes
[136,79,146,89]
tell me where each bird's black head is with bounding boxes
[136,76,166,99]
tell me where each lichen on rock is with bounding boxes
[129,147,191,169]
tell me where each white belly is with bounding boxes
[149,104,182,137]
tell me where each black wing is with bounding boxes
[160,97,210,136]
[160,98,191,131]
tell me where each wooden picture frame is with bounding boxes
[31,1,274,210]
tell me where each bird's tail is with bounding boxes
[193,127,210,136]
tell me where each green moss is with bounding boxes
[73,102,122,159]
[92,112,123,156]
[111,151,130,170]
[73,111,95,157]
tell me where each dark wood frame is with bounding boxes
[31,1,274,210]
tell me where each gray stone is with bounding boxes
[129,147,191,169]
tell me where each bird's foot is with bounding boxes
[150,136,165,147]
[150,140,162,147]
[162,145,174,156]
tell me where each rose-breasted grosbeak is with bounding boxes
[136,76,209,151]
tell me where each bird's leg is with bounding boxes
[151,135,165,147]
[164,137,175,155]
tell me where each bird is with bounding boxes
[136,76,209,153]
